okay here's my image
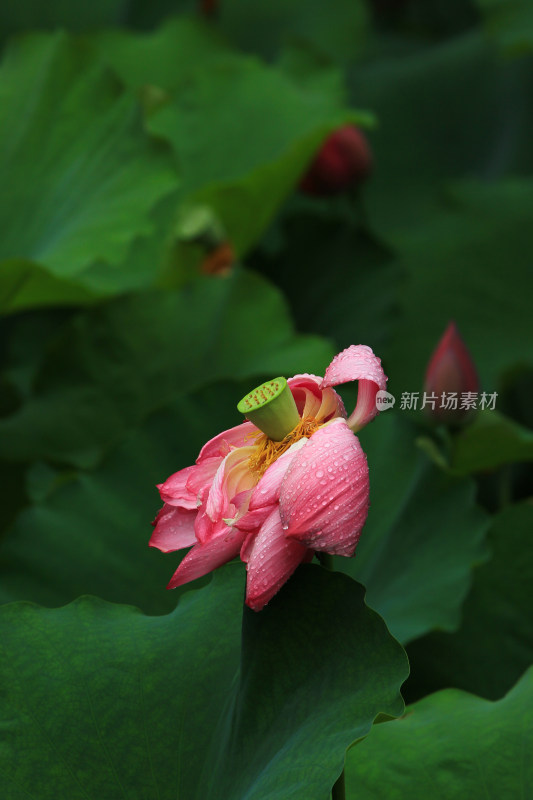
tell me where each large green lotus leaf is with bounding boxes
[0,259,99,312]
[0,381,248,610]
[334,411,490,644]
[149,55,349,193]
[383,180,533,393]
[148,54,370,256]
[450,409,533,475]
[0,270,334,468]
[406,501,533,701]
[476,0,533,54]
[0,32,178,313]
[345,665,533,799]
[251,204,401,355]
[0,565,408,800]
[91,17,232,91]
[349,33,533,238]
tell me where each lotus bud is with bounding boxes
[299,125,372,196]
[424,321,479,424]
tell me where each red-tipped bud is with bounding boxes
[424,322,479,424]
[299,125,372,196]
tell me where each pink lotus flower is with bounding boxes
[150,345,386,611]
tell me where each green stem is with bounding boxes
[332,768,346,800]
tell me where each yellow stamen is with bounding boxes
[247,416,322,478]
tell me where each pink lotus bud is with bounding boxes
[424,322,479,423]
[299,125,372,196]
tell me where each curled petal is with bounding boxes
[288,374,323,418]
[288,375,345,423]
[245,507,310,611]
[167,524,246,589]
[280,418,369,557]
[149,504,197,552]
[321,344,387,431]
[197,421,259,462]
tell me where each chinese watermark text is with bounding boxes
[397,391,497,412]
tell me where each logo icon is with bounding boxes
[376,390,396,411]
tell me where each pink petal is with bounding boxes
[224,447,257,503]
[222,487,255,529]
[194,485,214,543]
[149,504,197,553]
[249,439,307,511]
[205,456,228,522]
[197,421,259,462]
[235,505,273,533]
[245,507,310,611]
[289,373,323,388]
[280,418,369,557]
[321,345,387,431]
[236,439,307,534]
[185,457,221,500]
[157,466,198,510]
[240,531,256,563]
[205,446,256,523]
[232,488,254,514]
[167,525,246,589]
